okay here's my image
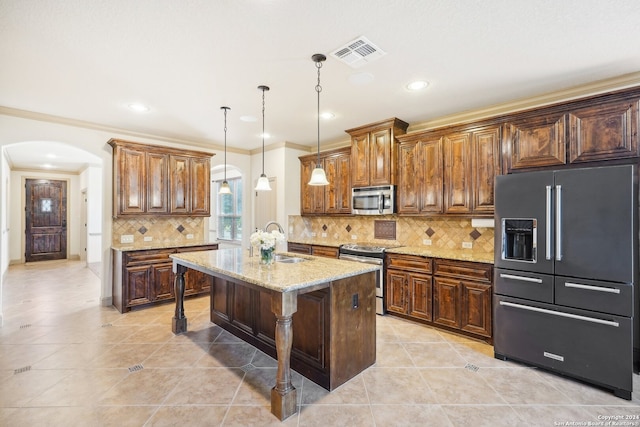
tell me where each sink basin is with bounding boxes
[275,255,307,264]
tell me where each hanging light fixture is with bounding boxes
[255,85,272,191]
[218,106,232,195]
[308,53,330,186]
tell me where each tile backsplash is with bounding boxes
[112,217,205,246]
[288,215,494,256]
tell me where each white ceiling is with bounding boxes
[2,0,640,172]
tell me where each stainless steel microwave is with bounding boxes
[352,185,396,215]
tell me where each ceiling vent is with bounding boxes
[331,36,386,68]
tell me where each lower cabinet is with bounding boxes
[386,253,493,341]
[287,242,339,259]
[113,244,218,313]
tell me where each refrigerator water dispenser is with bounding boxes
[502,219,536,262]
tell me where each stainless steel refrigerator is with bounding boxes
[493,164,638,399]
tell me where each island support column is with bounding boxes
[270,291,298,420]
[172,264,188,334]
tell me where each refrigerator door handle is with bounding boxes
[545,185,553,260]
[555,184,562,261]
[499,301,619,327]
[564,282,621,294]
[499,273,543,283]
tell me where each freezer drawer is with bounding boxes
[494,295,632,399]
[494,268,554,303]
[554,277,633,317]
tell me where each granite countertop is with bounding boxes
[385,246,494,264]
[111,239,219,252]
[170,247,379,293]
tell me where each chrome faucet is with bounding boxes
[264,221,284,234]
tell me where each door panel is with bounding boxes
[25,179,67,262]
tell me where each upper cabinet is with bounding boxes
[346,118,409,187]
[504,95,640,172]
[300,147,351,215]
[109,139,213,218]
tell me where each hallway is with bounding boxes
[1,260,640,426]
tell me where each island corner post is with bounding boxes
[171,261,300,421]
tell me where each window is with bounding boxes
[216,178,242,241]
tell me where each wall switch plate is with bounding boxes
[423,239,432,246]
[186,234,194,239]
[462,242,473,249]
[143,236,153,242]
[120,235,134,244]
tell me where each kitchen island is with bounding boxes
[170,248,379,421]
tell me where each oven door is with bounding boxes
[339,253,384,314]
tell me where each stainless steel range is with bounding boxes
[339,243,400,315]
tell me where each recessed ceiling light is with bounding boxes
[240,115,257,122]
[407,80,429,91]
[320,112,335,120]
[127,102,150,112]
[348,72,374,85]
[42,163,56,169]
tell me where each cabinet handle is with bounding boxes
[564,282,621,294]
[499,301,619,327]
[499,273,543,283]
[546,185,552,260]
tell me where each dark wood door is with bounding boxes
[25,179,67,262]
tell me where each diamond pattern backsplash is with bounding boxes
[288,215,494,256]
[112,217,204,246]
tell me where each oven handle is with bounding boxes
[339,254,383,266]
[499,301,619,327]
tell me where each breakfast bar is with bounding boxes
[170,248,379,420]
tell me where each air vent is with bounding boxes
[331,36,386,68]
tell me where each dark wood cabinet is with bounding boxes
[300,147,351,215]
[386,253,493,341]
[347,118,409,187]
[287,242,312,254]
[311,245,339,258]
[397,136,443,214]
[443,132,472,214]
[505,113,567,170]
[385,253,433,321]
[112,244,218,312]
[109,139,212,218]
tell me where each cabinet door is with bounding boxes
[433,277,462,329]
[125,265,152,307]
[300,157,324,214]
[419,137,444,213]
[170,155,190,214]
[386,270,408,314]
[118,147,146,215]
[508,113,566,170]
[351,133,370,187]
[461,281,492,337]
[472,126,500,214]
[397,141,420,213]
[146,152,169,214]
[324,152,351,214]
[190,157,211,216]
[151,263,174,301]
[443,132,472,214]
[369,128,393,185]
[569,99,639,163]
[408,273,433,321]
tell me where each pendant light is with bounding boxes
[255,85,272,191]
[308,53,330,186]
[218,106,232,195]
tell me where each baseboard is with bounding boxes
[101,296,113,307]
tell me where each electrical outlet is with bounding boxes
[423,239,432,246]
[351,235,357,240]
[462,242,473,249]
[311,232,317,237]
[321,232,327,237]
[143,236,153,242]
[120,235,134,244]
[186,234,194,239]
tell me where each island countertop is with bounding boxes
[170,247,379,293]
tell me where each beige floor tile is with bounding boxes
[450,341,515,368]
[146,405,228,427]
[297,404,375,426]
[163,367,244,405]
[442,405,523,427]
[420,367,507,404]
[362,367,438,404]
[478,367,574,405]
[32,342,115,369]
[391,321,446,343]
[142,340,212,368]
[512,405,599,426]
[88,342,163,368]
[375,342,415,367]
[224,405,299,426]
[0,343,66,368]
[196,342,258,368]
[249,349,278,368]
[371,404,453,426]
[121,324,179,344]
[301,375,369,405]
[233,366,304,406]
[0,368,71,407]
[403,342,467,367]
[97,367,186,405]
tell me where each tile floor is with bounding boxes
[2,259,640,426]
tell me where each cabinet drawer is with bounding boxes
[312,245,339,258]
[386,254,432,273]
[494,268,554,303]
[125,249,175,266]
[554,277,633,317]
[287,242,312,254]
[434,259,492,282]
[494,295,632,394]
[176,244,219,253]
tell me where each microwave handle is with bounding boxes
[378,192,383,214]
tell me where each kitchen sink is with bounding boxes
[275,255,307,264]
